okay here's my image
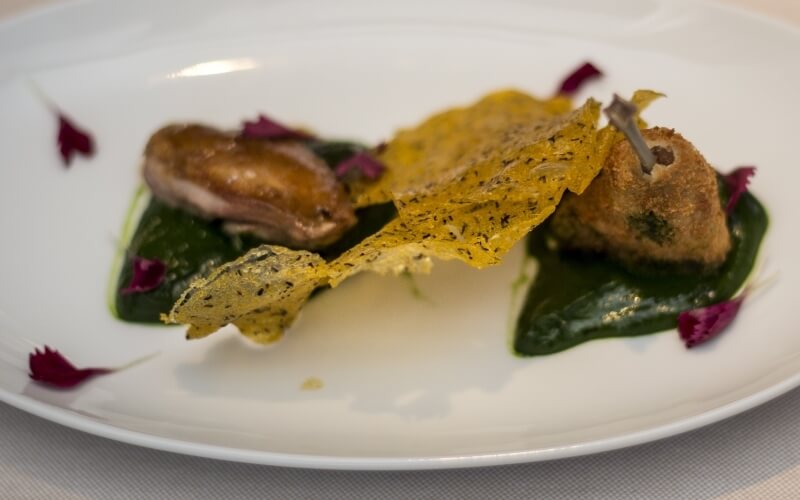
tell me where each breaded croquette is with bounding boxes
[551,127,731,273]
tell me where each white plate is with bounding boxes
[0,0,798,470]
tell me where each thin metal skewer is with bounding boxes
[603,94,656,174]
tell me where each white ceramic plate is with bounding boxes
[1,0,798,470]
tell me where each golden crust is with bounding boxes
[551,127,731,271]
[143,125,356,249]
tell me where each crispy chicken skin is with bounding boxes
[143,124,356,249]
[551,127,731,272]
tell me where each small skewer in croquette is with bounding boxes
[551,96,730,273]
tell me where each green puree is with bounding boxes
[113,141,396,323]
[514,188,768,356]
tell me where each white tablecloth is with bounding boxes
[2,1,799,498]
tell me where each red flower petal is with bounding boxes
[558,62,603,96]
[57,113,95,166]
[121,256,167,295]
[725,166,756,214]
[29,346,111,389]
[241,114,313,140]
[334,151,385,181]
[678,296,746,348]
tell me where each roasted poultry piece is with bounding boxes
[551,96,731,273]
[143,124,356,249]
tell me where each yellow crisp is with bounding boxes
[165,90,658,343]
[350,91,573,207]
[163,246,327,342]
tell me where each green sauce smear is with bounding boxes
[514,189,768,356]
[112,141,395,323]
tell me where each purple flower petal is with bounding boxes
[29,346,112,389]
[121,256,167,295]
[558,62,603,96]
[725,166,756,214]
[678,296,746,348]
[334,151,385,181]
[241,114,313,140]
[57,113,95,166]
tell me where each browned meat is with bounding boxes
[551,127,731,273]
[143,124,356,249]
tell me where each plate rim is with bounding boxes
[2,368,800,470]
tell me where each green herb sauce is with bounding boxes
[112,141,395,323]
[514,189,768,356]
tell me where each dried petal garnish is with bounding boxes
[57,113,95,166]
[241,114,313,140]
[558,62,603,96]
[26,81,96,166]
[678,295,746,348]
[121,256,167,295]
[725,166,756,214]
[29,346,111,388]
[334,151,385,181]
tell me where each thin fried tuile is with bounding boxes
[164,246,328,343]
[327,219,436,286]
[167,90,654,342]
[629,90,665,124]
[349,90,574,208]
[390,101,605,267]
